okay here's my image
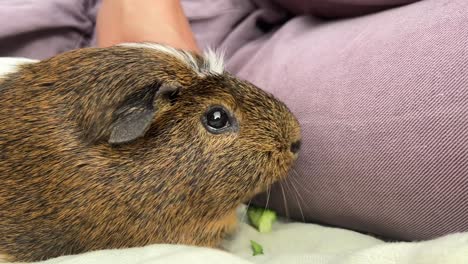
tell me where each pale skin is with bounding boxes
[96,0,200,53]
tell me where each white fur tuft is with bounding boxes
[0,57,38,78]
[202,47,225,75]
[119,43,225,76]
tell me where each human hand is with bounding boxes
[96,0,200,53]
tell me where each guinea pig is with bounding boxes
[0,42,301,263]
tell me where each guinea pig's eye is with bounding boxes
[207,107,229,129]
[202,106,237,134]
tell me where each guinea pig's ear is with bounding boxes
[108,83,178,145]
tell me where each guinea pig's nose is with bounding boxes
[290,140,301,154]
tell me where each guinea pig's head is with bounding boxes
[148,67,303,204]
[23,43,301,213]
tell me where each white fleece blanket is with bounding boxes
[30,206,468,264]
[2,58,467,264]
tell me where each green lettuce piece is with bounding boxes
[250,240,264,256]
[247,206,277,233]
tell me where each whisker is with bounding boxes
[289,175,308,204]
[279,182,290,220]
[240,199,252,224]
[264,186,271,211]
[291,168,302,179]
[287,179,306,223]
[291,169,314,195]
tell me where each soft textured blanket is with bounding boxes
[23,206,468,264]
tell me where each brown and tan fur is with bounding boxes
[0,44,301,262]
